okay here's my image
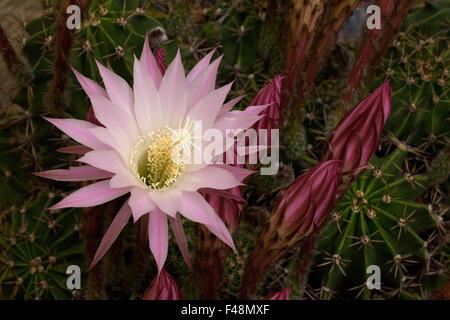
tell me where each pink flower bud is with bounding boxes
[201,147,249,232]
[155,48,167,75]
[203,186,245,233]
[85,106,102,127]
[325,81,391,174]
[274,160,342,239]
[266,287,291,300]
[143,269,181,300]
[251,75,284,132]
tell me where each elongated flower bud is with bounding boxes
[155,48,167,75]
[324,81,391,174]
[203,186,245,234]
[143,269,181,300]
[266,287,291,300]
[272,160,342,243]
[251,75,284,133]
[249,76,283,166]
[85,106,102,127]
[239,160,341,299]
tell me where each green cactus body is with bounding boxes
[0,193,84,299]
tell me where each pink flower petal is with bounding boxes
[89,201,131,270]
[169,214,193,272]
[71,66,108,98]
[88,127,129,160]
[148,188,181,217]
[214,114,263,136]
[133,56,161,134]
[187,55,222,110]
[78,150,125,174]
[213,164,254,181]
[109,170,141,189]
[88,94,139,141]
[237,105,269,117]
[43,117,106,150]
[187,82,233,129]
[159,50,187,126]
[33,166,113,181]
[186,48,216,84]
[176,166,242,192]
[141,34,163,88]
[128,187,157,222]
[49,180,129,209]
[218,95,246,117]
[95,60,134,114]
[178,191,236,252]
[148,208,169,274]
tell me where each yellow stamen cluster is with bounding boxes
[130,128,185,189]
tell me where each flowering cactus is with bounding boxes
[239,160,342,299]
[143,269,181,300]
[287,81,393,297]
[4,0,443,301]
[35,36,266,275]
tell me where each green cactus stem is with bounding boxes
[338,0,414,116]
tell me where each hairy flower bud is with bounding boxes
[239,160,341,299]
[85,106,102,127]
[273,160,342,242]
[143,269,180,300]
[251,75,284,133]
[324,81,391,174]
[203,186,245,234]
[155,48,167,75]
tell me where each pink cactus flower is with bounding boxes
[324,81,391,174]
[266,287,291,300]
[143,269,181,300]
[34,35,264,274]
[274,160,342,240]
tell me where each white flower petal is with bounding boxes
[148,188,182,217]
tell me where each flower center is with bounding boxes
[131,128,185,190]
